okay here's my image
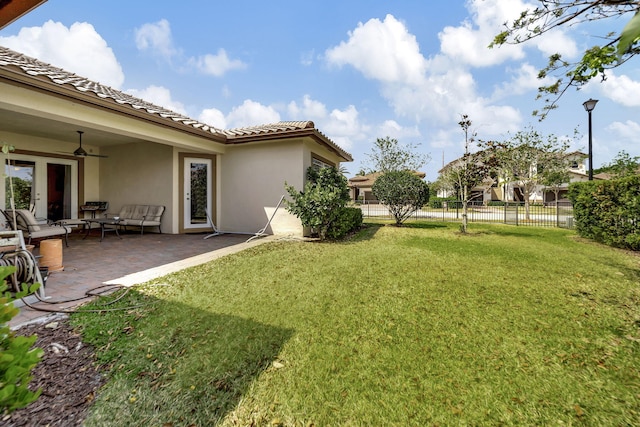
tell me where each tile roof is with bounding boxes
[0,46,222,138]
[225,121,352,161]
[225,121,315,136]
[0,45,352,161]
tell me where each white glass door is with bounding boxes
[183,157,212,230]
[3,154,78,221]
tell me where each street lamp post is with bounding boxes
[583,98,598,180]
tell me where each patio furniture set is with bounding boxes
[0,203,165,244]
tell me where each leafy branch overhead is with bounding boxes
[364,137,430,174]
[490,1,640,119]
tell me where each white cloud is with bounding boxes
[439,0,527,67]
[376,120,421,140]
[135,19,245,77]
[226,100,281,128]
[300,49,315,66]
[600,73,640,107]
[125,85,187,115]
[287,95,328,120]
[321,105,370,150]
[190,49,247,77]
[134,19,178,60]
[439,0,577,67]
[325,14,428,85]
[492,63,548,99]
[198,108,227,129]
[607,120,640,143]
[0,20,124,88]
[533,28,578,59]
[323,12,523,132]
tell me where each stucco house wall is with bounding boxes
[218,137,346,237]
[100,141,175,232]
[219,139,305,236]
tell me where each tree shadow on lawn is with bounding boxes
[402,222,448,230]
[75,294,294,425]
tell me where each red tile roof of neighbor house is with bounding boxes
[348,171,426,187]
[0,45,353,161]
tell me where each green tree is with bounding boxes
[4,177,32,210]
[486,127,572,220]
[439,115,498,233]
[540,154,573,205]
[594,150,640,178]
[372,170,429,225]
[490,1,640,119]
[364,137,430,174]
[285,167,351,240]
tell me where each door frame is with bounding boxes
[2,151,80,220]
[179,153,216,233]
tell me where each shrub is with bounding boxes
[372,171,429,225]
[285,167,351,240]
[568,176,640,250]
[0,267,43,414]
[326,207,363,240]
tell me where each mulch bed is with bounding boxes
[3,316,104,427]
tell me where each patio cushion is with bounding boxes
[118,205,140,220]
[145,205,164,222]
[115,204,164,234]
[8,209,41,231]
[4,209,70,246]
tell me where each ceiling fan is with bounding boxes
[59,131,108,158]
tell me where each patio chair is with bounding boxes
[2,209,71,246]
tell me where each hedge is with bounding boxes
[568,175,640,250]
[326,207,363,240]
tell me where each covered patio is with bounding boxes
[9,231,271,328]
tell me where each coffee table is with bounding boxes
[82,218,122,241]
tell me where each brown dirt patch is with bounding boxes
[3,316,103,427]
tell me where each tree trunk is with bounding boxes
[461,184,469,233]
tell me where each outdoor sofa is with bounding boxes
[107,204,165,235]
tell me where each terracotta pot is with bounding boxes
[39,239,64,272]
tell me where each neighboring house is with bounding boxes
[348,171,426,203]
[0,46,352,237]
[437,151,591,205]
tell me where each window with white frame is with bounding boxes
[312,157,335,171]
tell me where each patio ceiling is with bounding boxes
[0,107,146,148]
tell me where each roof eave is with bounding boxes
[0,66,228,143]
[0,0,47,30]
[228,128,353,162]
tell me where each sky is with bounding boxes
[1,0,639,181]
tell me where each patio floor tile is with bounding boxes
[9,231,268,328]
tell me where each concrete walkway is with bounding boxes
[9,231,273,328]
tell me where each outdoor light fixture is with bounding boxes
[582,98,598,180]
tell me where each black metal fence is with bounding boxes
[357,201,575,228]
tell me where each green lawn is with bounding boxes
[71,223,640,426]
